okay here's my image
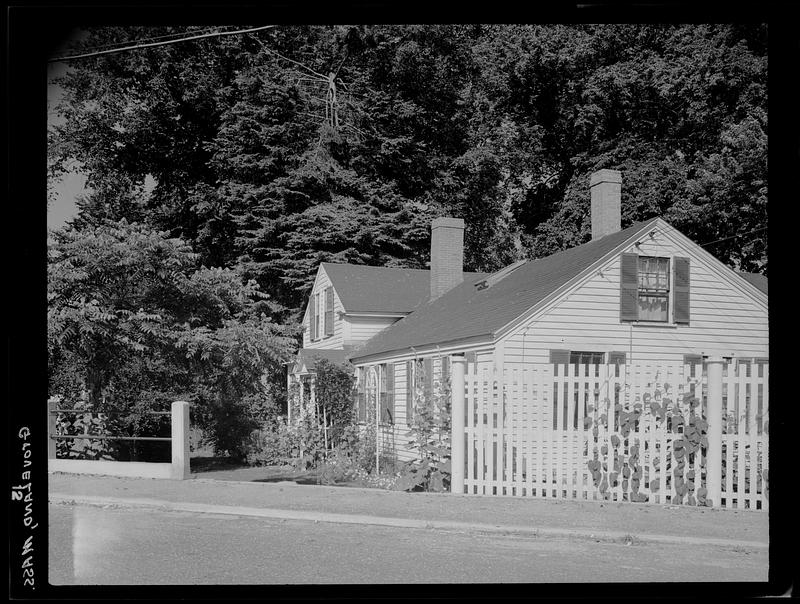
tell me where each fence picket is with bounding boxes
[747,365,758,511]
[514,367,524,496]
[762,363,769,511]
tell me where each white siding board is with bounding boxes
[345,316,401,348]
[303,266,346,350]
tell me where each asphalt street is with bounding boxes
[49,502,768,585]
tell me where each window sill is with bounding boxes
[629,322,681,329]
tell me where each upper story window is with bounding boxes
[621,253,690,325]
[309,293,316,341]
[316,293,321,339]
[637,256,670,322]
[324,287,334,337]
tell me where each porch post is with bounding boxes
[375,365,381,475]
[451,356,466,494]
[287,374,293,425]
[299,377,305,420]
[310,379,317,421]
[705,356,724,508]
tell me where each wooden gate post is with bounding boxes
[171,401,191,480]
[451,356,466,494]
[705,357,724,508]
[47,398,58,460]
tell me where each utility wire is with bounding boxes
[699,227,767,248]
[49,25,277,62]
[54,26,226,57]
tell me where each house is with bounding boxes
[286,248,486,423]
[346,169,768,463]
[289,169,768,465]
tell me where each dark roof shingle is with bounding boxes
[322,262,486,314]
[294,348,351,371]
[736,271,768,295]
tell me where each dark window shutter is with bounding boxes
[683,354,703,366]
[309,296,316,340]
[607,351,626,366]
[673,257,690,325]
[620,253,639,322]
[324,287,334,336]
[406,360,414,424]
[424,358,433,402]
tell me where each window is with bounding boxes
[379,363,394,424]
[315,293,321,340]
[405,358,432,425]
[405,360,414,424]
[620,254,690,324]
[324,287,334,337]
[309,294,316,341]
[550,349,622,376]
[356,367,366,422]
[637,256,670,321]
[570,351,606,368]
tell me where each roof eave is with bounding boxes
[348,333,494,364]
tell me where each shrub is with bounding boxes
[245,422,295,466]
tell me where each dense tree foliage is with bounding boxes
[47,219,296,455]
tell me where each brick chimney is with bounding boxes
[430,217,465,301]
[590,169,622,240]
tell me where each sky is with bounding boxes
[47,31,89,231]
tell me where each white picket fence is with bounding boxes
[458,361,768,511]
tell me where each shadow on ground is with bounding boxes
[190,456,371,488]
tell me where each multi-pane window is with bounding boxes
[309,293,316,341]
[324,287,334,337]
[379,363,394,424]
[637,256,670,322]
[314,293,321,340]
[569,351,606,370]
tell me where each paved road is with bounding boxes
[49,502,767,585]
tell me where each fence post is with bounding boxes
[705,356,724,508]
[451,356,466,494]
[171,401,191,480]
[47,398,58,460]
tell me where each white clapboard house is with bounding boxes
[289,169,768,473]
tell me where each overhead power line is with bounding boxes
[49,25,277,62]
[699,226,767,248]
[62,26,227,56]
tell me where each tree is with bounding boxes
[470,24,767,271]
[47,219,296,457]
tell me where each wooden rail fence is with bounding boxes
[47,400,191,480]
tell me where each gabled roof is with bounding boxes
[321,262,487,314]
[350,218,662,361]
[736,271,768,295]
